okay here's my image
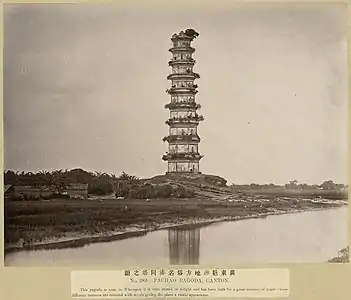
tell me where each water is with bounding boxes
[5,207,348,266]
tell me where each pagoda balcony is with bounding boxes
[169,46,195,53]
[162,152,204,161]
[167,72,200,80]
[165,102,201,110]
[165,115,204,125]
[168,59,196,66]
[162,134,201,143]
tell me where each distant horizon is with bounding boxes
[3,167,347,186]
[3,4,348,186]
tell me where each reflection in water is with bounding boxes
[4,207,348,266]
[168,227,200,265]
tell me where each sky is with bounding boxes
[3,3,349,185]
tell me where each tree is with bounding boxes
[115,172,140,198]
[320,180,335,190]
[249,183,260,190]
[285,180,298,190]
[118,172,139,182]
[4,170,17,185]
[299,183,309,190]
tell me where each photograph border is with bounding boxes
[0,0,350,299]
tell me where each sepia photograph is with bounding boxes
[3,2,349,267]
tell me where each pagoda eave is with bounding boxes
[162,155,204,161]
[166,120,200,126]
[165,117,204,125]
[167,88,198,95]
[169,47,195,53]
[167,73,200,80]
[163,135,201,143]
[165,103,200,110]
[168,60,196,66]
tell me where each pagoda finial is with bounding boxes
[185,28,199,39]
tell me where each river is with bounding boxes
[5,207,348,266]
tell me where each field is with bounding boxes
[4,194,346,251]
[249,188,348,199]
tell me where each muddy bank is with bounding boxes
[4,200,346,254]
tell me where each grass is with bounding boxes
[4,195,345,249]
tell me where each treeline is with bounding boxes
[4,169,195,199]
[231,180,348,191]
[4,169,135,196]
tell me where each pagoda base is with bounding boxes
[166,171,202,175]
[167,161,200,173]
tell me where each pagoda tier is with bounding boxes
[165,115,204,126]
[165,102,201,109]
[163,29,203,174]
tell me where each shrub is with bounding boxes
[118,182,195,199]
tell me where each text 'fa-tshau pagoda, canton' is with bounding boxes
[163,29,204,174]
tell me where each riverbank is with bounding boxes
[4,196,347,254]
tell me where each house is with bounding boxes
[5,185,53,200]
[66,183,88,198]
[4,184,15,199]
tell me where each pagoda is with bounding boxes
[162,29,204,173]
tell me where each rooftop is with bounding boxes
[171,29,199,42]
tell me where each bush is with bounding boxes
[88,181,113,196]
[117,182,195,199]
[52,193,70,199]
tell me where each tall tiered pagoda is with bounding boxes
[162,29,204,173]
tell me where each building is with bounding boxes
[4,184,14,200]
[163,29,204,173]
[4,185,53,200]
[66,183,88,198]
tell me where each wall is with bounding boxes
[171,80,194,88]
[189,162,199,172]
[168,162,177,172]
[11,187,53,199]
[189,144,198,152]
[169,127,197,135]
[172,66,193,74]
[173,40,191,48]
[168,162,200,173]
[170,110,195,118]
[177,162,188,172]
[67,189,88,198]
[169,144,198,153]
[171,95,195,103]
